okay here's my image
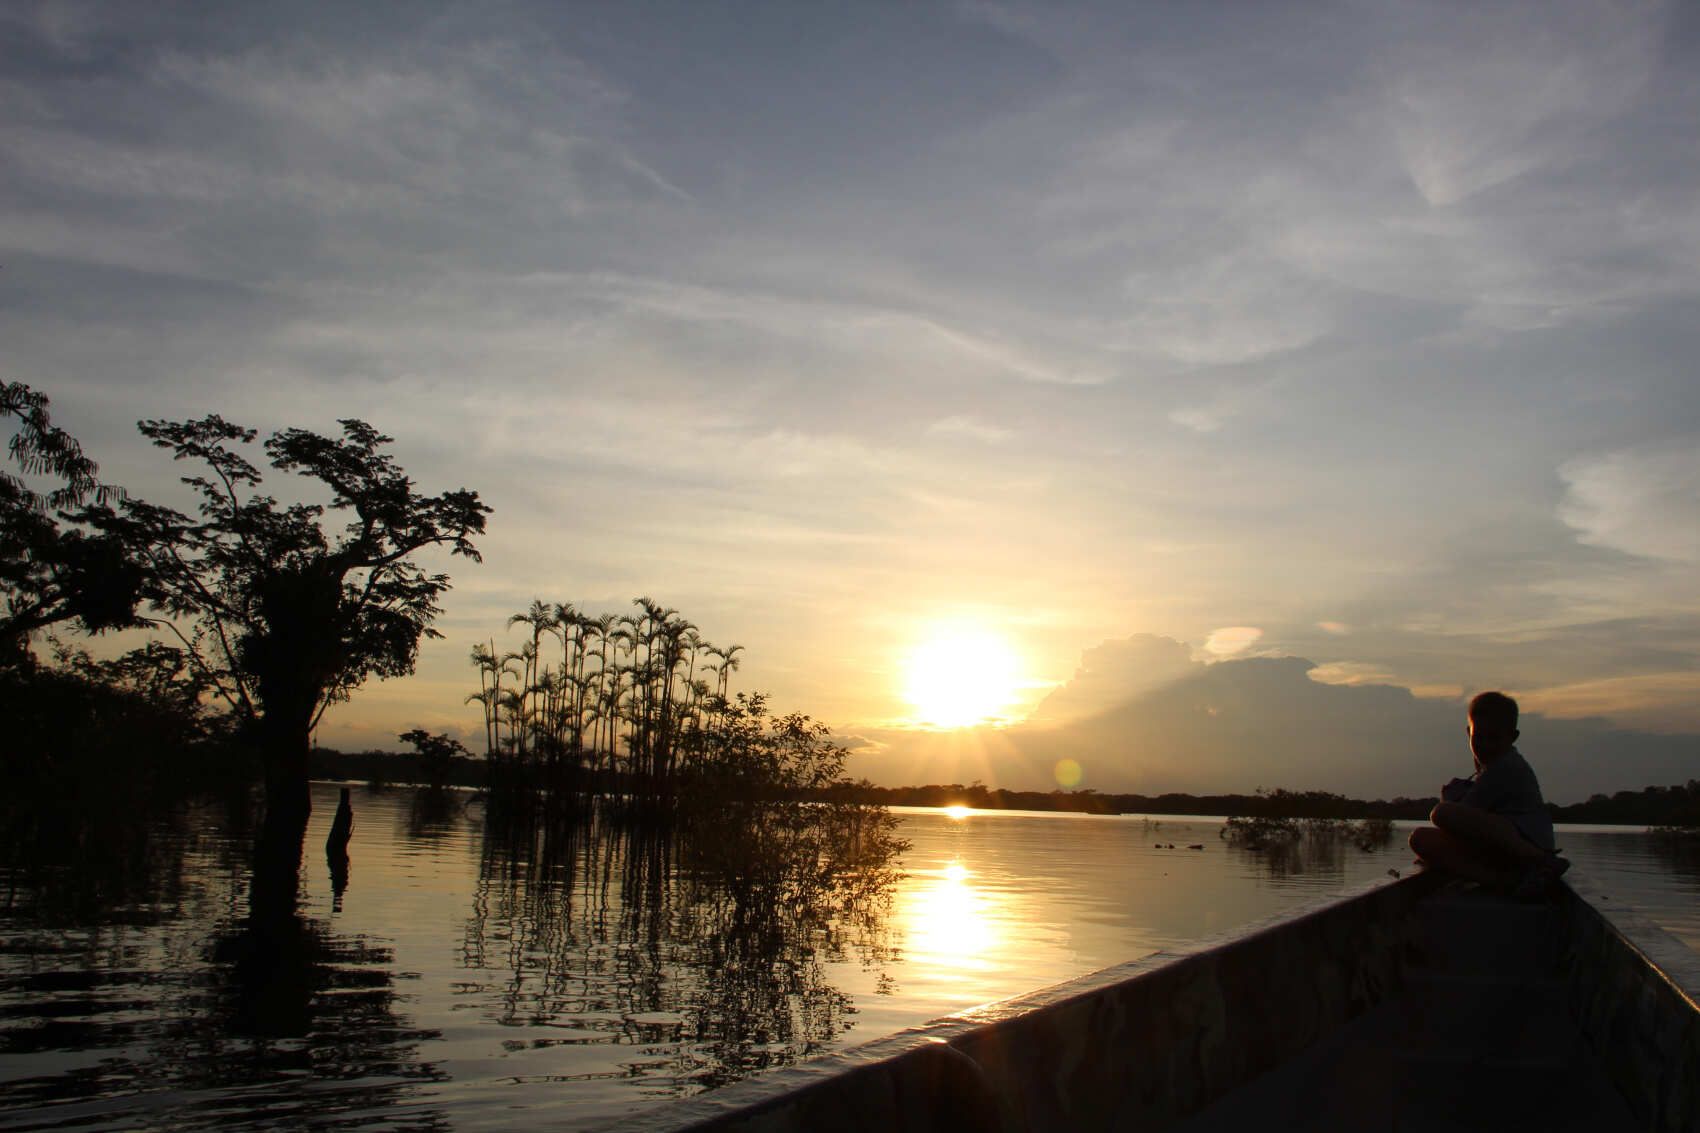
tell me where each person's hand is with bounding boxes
[1441,777,1472,804]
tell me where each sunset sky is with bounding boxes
[5,1,1698,790]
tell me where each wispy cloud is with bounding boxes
[4,0,1698,756]
[1519,672,1700,733]
[927,415,1012,443]
[1559,441,1700,562]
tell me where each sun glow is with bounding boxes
[902,625,1023,727]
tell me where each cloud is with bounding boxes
[1558,440,1700,562]
[850,654,1700,801]
[1027,634,1200,723]
[1204,626,1263,657]
[1381,0,1659,208]
[1519,672,1700,734]
[1307,661,1462,701]
[926,415,1012,443]
[6,0,1700,761]
[1168,407,1223,434]
[1307,661,1397,687]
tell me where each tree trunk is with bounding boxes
[252,662,317,823]
[259,718,313,822]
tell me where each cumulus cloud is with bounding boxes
[853,654,1700,800]
[1027,634,1201,723]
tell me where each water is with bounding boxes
[2,784,1695,1131]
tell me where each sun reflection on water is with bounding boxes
[898,857,1001,981]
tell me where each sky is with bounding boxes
[4,0,1699,795]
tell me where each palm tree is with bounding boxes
[469,640,516,760]
[502,640,536,762]
[496,687,526,759]
[474,597,762,799]
[653,612,695,784]
[710,643,743,699]
[465,686,499,760]
[508,600,555,755]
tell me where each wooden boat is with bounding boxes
[597,870,1699,1132]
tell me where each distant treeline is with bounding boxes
[826,783,1440,819]
[306,751,1700,830]
[311,746,486,790]
[829,780,1700,827]
[1548,781,1700,828]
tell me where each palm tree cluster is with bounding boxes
[468,596,744,794]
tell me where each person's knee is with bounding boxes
[1409,826,1437,858]
[1431,801,1465,830]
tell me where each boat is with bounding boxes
[595,869,1699,1132]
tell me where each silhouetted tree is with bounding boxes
[100,415,489,820]
[1,383,144,662]
[398,728,470,788]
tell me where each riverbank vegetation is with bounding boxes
[1221,814,1396,853]
[3,383,489,823]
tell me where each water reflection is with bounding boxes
[1219,816,1398,879]
[1648,830,1700,882]
[900,859,1000,977]
[0,792,446,1132]
[2,790,1695,1132]
[405,787,466,842]
[460,795,902,1097]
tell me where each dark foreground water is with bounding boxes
[2,783,1696,1131]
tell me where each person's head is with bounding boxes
[1467,690,1519,763]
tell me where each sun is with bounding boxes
[902,625,1022,727]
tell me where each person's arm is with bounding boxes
[1460,760,1505,812]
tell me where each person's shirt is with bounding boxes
[1462,746,1555,851]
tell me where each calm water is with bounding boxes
[2,783,1696,1131]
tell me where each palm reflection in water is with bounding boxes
[460,794,905,1096]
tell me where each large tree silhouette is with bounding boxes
[107,415,489,820]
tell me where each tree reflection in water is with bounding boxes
[1648,828,1700,882]
[0,793,449,1132]
[464,792,905,1095]
[1221,816,1398,879]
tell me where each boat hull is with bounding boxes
[596,871,1699,1133]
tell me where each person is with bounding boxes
[1409,691,1570,898]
